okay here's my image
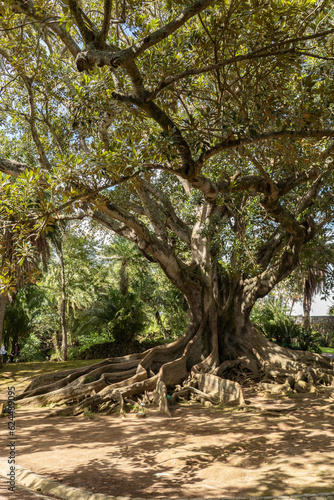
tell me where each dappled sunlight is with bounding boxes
[0,392,332,498]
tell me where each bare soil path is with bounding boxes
[1,364,334,498]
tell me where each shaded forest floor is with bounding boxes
[0,361,334,498]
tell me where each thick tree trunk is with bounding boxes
[14,280,334,416]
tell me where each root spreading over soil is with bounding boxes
[14,326,334,418]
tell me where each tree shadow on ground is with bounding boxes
[3,391,332,498]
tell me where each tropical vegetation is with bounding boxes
[0,0,334,414]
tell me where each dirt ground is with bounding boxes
[1,370,334,498]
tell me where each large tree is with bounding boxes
[1,0,334,414]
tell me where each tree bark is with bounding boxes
[15,278,334,416]
[0,293,7,349]
[303,278,312,330]
[59,241,68,362]
[13,231,334,414]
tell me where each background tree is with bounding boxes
[0,175,50,348]
[2,286,36,351]
[33,225,103,355]
[1,0,334,413]
[283,232,334,326]
[99,237,188,340]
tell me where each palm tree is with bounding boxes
[36,226,101,358]
[303,264,326,329]
[0,221,48,349]
[47,224,70,360]
[301,234,334,329]
[102,237,188,339]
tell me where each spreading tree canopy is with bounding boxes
[1,0,334,414]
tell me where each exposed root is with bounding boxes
[243,326,334,395]
[154,379,172,417]
[193,373,246,405]
[21,356,142,395]
[114,391,125,416]
[16,323,334,418]
[170,385,217,405]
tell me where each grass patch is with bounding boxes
[0,359,104,377]
[321,347,334,353]
[0,359,104,395]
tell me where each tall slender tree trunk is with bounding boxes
[154,308,167,339]
[303,278,312,330]
[0,293,8,344]
[120,257,129,296]
[59,241,67,361]
[52,330,62,359]
[0,293,7,367]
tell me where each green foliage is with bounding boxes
[83,409,95,419]
[69,332,112,358]
[92,237,188,341]
[1,0,334,357]
[296,327,322,353]
[4,298,31,344]
[30,224,106,345]
[13,231,187,359]
[3,285,43,348]
[76,288,147,345]
[251,298,322,353]
[19,334,43,362]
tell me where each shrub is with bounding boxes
[251,299,322,353]
[19,334,43,362]
[74,288,147,347]
[296,327,322,353]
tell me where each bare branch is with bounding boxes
[238,146,279,200]
[277,140,334,199]
[197,129,334,167]
[41,115,65,155]
[260,197,306,239]
[136,185,168,245]
[256,230,285,271]
[295,158,334,215]
[89,201,193,295]
[140,100,194,173]
[99,0,113,48]
[108,0,215,68]
[0,158,30,178]
[243,236,305,310]
[145,183,192,245]
[98,109,114,150]
[295,50,334,61]
[87,207,139,243]
[11,0,80,57]
[22,76,52,171]
[79,137,91,153]
[68,0,97,44]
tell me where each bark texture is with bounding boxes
[0,294,7,349]
[1,0,334,417]
[15,300,334,417]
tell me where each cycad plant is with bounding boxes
[75,287,147,346]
